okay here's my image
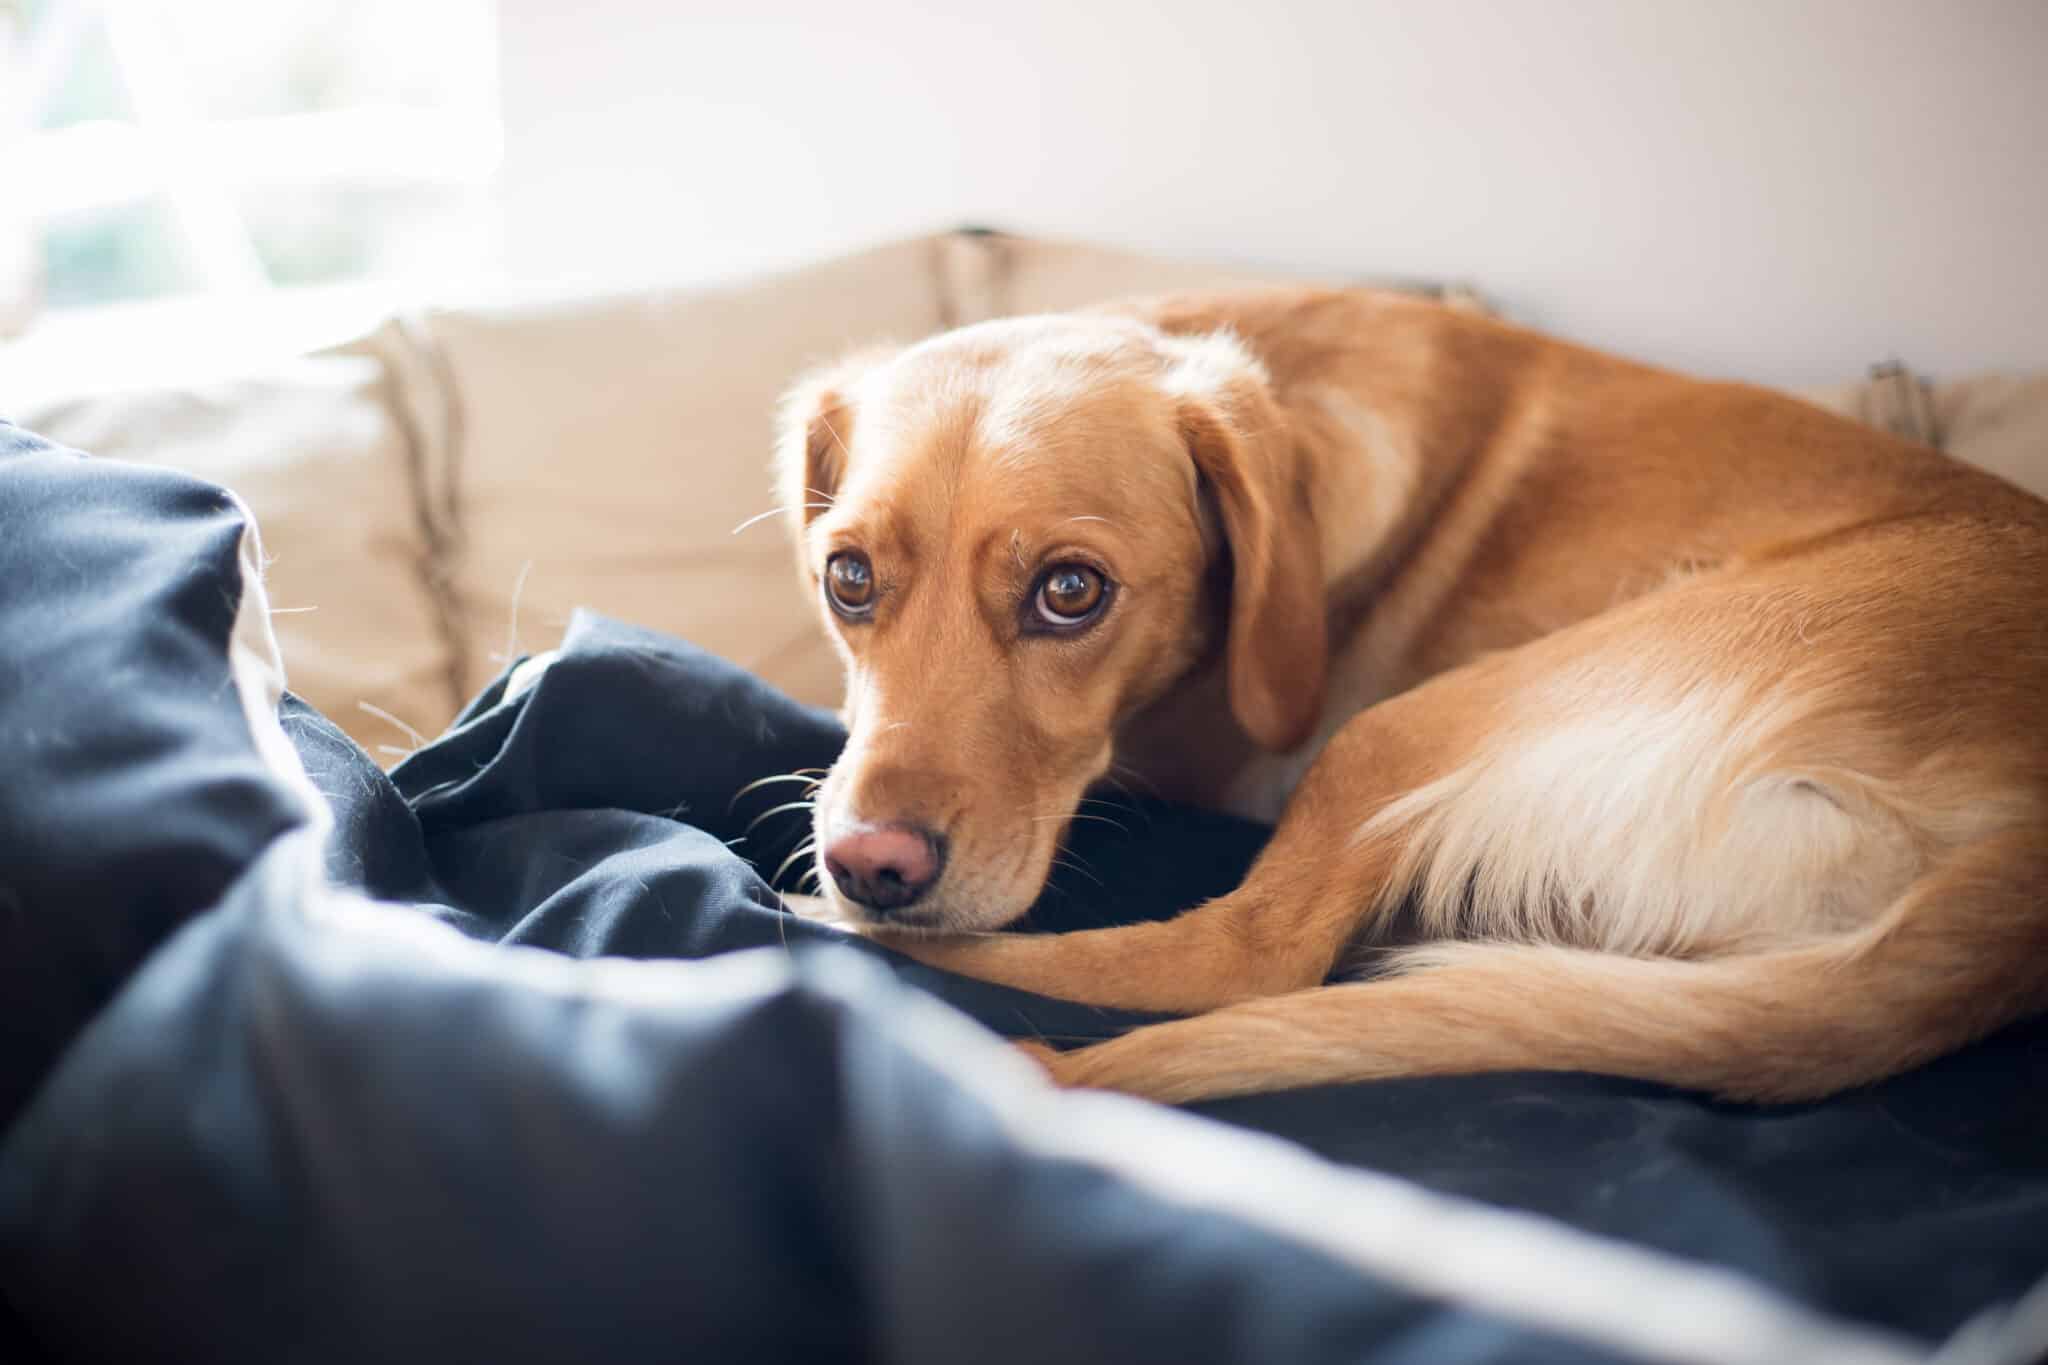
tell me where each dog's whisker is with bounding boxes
[1029,795,1131,814]
[1081,792,1154,832]
[732,503,833,536]
[1050,863,1106,891]
[1077,795,1148,824]
[1072,813,1132,835]
[1049,854,1106,889]
[1105,763,1164,801]
[1025,796,1138,837]
[1031,812,1131,837]
[772,839,820,889]
[729,771,825,808]
[745,799,818,835]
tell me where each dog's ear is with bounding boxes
[1165,333,1327,752]
[775,346,897,533]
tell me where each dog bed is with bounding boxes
[3,420,2046,1364]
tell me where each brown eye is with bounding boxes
[825,552,875,618]
[1033,563,1108,629]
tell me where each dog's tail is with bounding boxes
[1084,832,2048,1105]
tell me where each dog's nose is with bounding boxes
[823,822,947,913]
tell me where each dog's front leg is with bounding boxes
[862,772,1420,1014]
[862,890,1328,1015]
[783,891,1264,1010]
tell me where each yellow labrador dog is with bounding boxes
[776,288,2048,1105]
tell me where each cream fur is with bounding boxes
[1357,677,1918,962]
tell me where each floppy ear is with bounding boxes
[774,346,898,536]
[1164,334,1327,752]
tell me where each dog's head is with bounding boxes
[778,313,1325,930]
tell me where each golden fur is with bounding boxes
[775,287,2048,1105]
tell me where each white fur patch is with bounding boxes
[1156,328,1271,400]
[1356,675,1920,958]
[1307,388,1421,585]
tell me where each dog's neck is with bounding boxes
[1294,385,1468,606]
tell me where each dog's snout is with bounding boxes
[823,822,947,914]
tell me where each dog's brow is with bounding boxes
[993,515,1122,576]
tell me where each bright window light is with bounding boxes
[1,0,501,401]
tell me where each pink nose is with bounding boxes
[822,822,947,914]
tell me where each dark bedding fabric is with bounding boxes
[3,419,2047,1364]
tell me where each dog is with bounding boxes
[774,287,2048,1106]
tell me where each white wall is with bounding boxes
[495,0,2046,386]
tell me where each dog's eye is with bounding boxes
[1033,564,1108,629]
[825,552,875,618]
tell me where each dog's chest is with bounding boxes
[1213,746,1325,824]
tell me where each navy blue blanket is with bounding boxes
[3,420,2046,1364]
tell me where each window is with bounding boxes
[2,0,499,394]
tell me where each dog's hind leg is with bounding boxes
[1034,831,2048,1104]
